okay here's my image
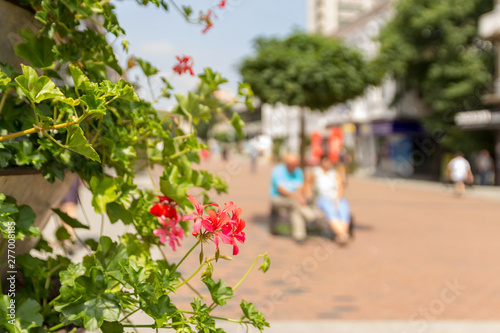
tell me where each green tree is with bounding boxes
[240,32,375,164]
[375,0,495,153]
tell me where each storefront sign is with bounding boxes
[455,110,500,128]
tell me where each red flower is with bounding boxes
[218,1,226,8]
[173,55,194,76]
[153,213,184,251]
[200,10,214,34]
[150,196,177,218]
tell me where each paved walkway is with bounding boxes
[174,158,500,330]
[43,157,500,331]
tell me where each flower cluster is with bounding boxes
[183,195,246,255]
[151,196,184,251]
[200,10,214,34]
[173,55,194,76]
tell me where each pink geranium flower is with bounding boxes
[183,197,246,255]
[182,195,217,236]
[153,212,184,251]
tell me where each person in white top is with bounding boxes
[305,154,351,245]
[447,152,473,197]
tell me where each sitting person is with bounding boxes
[270,154,316,244]
[305,154,351,245]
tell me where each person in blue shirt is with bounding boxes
[270,154,316,243]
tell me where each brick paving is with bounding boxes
[164,157,500,322]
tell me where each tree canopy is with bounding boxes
[375,0,495,152]
[240,32,376,111]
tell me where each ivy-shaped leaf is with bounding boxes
[80,94,106,115]
[89,177,118,214]
[57,267,121,331]
[15,65,63,103]
[0,296,43,333]
[240,300,269,332]
[14,29,56,68]
[136,58,159,77]
[202,278,233,306]
[0,71,11,89]
[65,125,101,162]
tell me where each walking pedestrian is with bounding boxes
[475,149,494,185]
[447,152,473,197]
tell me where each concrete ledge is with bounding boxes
[217,320,500,333]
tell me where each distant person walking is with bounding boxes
[475,149,494,186]
[270,154,316,244]
[447,152,473,197]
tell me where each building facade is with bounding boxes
[307,0,386,35]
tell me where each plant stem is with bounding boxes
[0,88,11,115]
[233,254,265,291]
[100,214,104,237]
[173,262,205,290]
[169,148,190,159]
[43,263,63,307]
[147,77,155,102]
[0,115,85,141]
[119,308,141,323]
[157,245,206,299]
[174,239,201,271]
[48,323,65,331]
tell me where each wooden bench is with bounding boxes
[269,203,355,240]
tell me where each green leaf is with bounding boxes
[15,65,63,103]
[240,300,269,331]
[52,208,89,229]
[0,143,12,168]
[89,177,117,214]
[0,296,43,333]
[55,226,72,241]
[59,268,121,331]
[259,253,271,273]
[15,204,40,238]
[144,295,177,327]
[106,202,133,224]
[159,165,191,204]
[0,71,11,89]
[34,237,53,253]
[80,94,106,115]
[66,125,101,162]
[136,58,159,77]
[230,112,245,138]
[173,92,200,119]
[182,5,193,17]
[14,29,55,68]
[69,65,92,90]
[94,236,128,281]
[101,321,124,333]
[202,278,233,306]
[11,140,47,168]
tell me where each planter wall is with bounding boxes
[0,0,40,70]
[0,171,77,269]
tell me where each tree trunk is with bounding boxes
[299,107,306,168]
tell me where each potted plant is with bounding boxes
[0,1,268,332]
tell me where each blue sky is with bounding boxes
[114,0,306,108]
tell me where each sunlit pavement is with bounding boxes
[43,156,500,332]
